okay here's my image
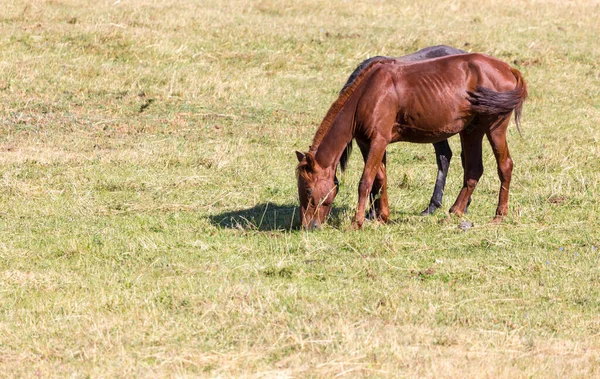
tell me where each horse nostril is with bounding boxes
[308,220,321,230]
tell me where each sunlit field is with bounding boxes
[1,0,599,376]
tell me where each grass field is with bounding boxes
[1,0,599,376]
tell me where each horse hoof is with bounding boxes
[492,215,504,223]
[449,208,463,217]
[421,203,441,216]
[351,219,363,230]
[420,207,435,216]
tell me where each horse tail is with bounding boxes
[510,67,528,132]
[467,67,528,133]
[339,141,353,172]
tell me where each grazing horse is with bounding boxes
[296,53,527,229]
[339,45,467,217]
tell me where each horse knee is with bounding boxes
[358,180,372,197]
[503,157,514,172]
[466,178,479,191]
[498,157,513,179]
[468,164,484,183]
[375,179,387,195]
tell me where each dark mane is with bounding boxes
[337,56,389,172]
[308,58,395,153]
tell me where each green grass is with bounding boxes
[1,0,600,376]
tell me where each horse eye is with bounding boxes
[306,188,313,197]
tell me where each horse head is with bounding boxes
[295,151,338,229]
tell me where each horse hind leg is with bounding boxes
[371,153,390,222]
[459,150,473,214]
[422,140,452,215]
[449,127,485,216]
[486,117,513,220]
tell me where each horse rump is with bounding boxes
[467,68,528,130]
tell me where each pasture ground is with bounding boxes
[1,0,599,376]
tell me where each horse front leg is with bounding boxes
[421,139,452,215]
[358,141,390,222]
[352,138,388,229]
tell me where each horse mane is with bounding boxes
[308,58,395,154]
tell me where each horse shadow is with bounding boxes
[208,202,351,231]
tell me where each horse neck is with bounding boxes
[312,104,355,170]
[307,58,391,171]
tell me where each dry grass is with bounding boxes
[1,0,600,377]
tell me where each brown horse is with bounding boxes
[296,53,527,229]
[339,45,467,217]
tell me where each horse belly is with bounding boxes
[392,120,465,143]
[391,92,470,143]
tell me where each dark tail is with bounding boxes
[467,67,528,134]
[339,141,353,172]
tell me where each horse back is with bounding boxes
[354,54,525,142]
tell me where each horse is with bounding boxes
[296,53,527,229]
[339,45,467,218]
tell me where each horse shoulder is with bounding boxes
[352,66,402,139]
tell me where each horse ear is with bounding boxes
[295,151,305,162]
[305,152,318,170]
